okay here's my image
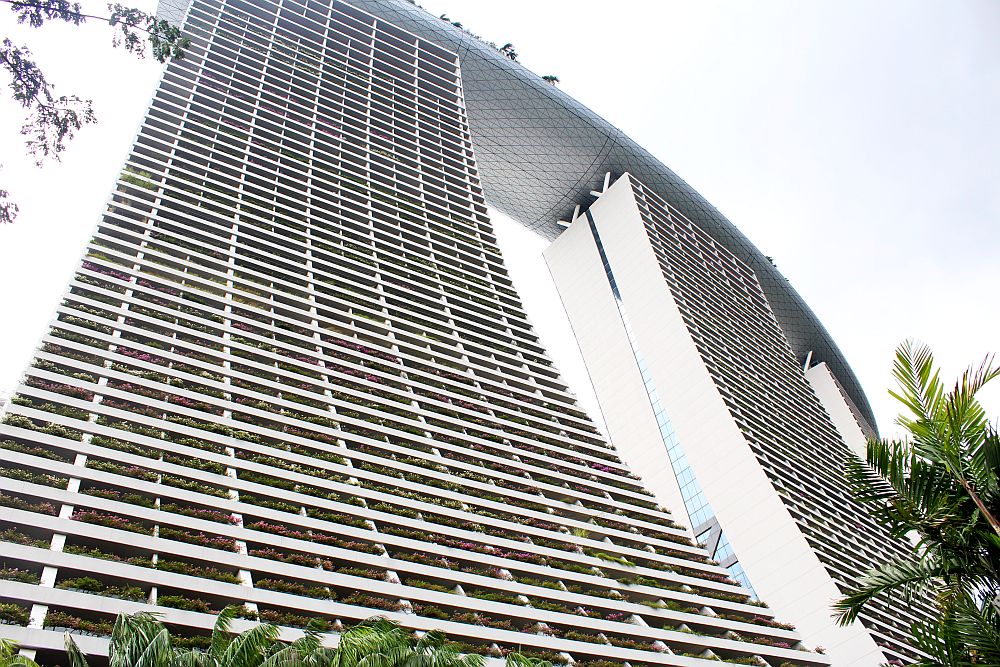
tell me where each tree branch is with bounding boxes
[0,0,190,62]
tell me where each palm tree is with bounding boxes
[64,606,284,667]
[58,610,486,667]
[835,341,1000,665]
[505,652,551,667]
[499,43,518,62]
[175,606,284,667]
[65,612,174,667]
[263,617,335,667]
[0,639,41,667]
[328,617,484,667]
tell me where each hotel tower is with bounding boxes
[0,0,927,665]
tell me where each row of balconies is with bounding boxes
[0,523,817,667]
[11,371,677,541]
[0,402,700,577]
[153,65,484,246]
[0,423,739,609]
[130,92,497,274]
[45,302,620,486]
[99,177,516,358]
[15,350,679,541]
[72,249,580,437]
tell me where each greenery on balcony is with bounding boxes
[159,526,239,552]
[72,509,148,533]
[1,438,73,462]
[2,414,83,442]
[717,612,794,631]
[605,635,656,651]
[24,377,95,402]
[404,578,453,594]
[0,493,57,516]
[422,513,484,533]
[464,587,524,605]
[0,568,39,584]
[161,503,237,524]
[516,575,564,590]
[162,453,226,475]
[0,466,68,488]
[40,343,104,371]
[82,487,156,508]
[155,559,241,583]
[0,603,29,626]
[60,543,149,567]
[562,630,605,644]
[106,378,167,401]
[160,432,227,456]
[306,508,369,529]
[249,547,318,568]
[530,599,572,614]
[341,591,403,611]
[546,558,597,576]
[162,415,261,443]
[334,565,385,580]
[238,452,341,481]
[256,578,333,599]
[239,493,300,514]
[43,609,113,636]
[246,521,381,554]
[158,595,215,613]
[583,549,635,568]
[56,576,145,602]
[161,474,230,498]
[87,458,158,482]
[257,608,314,628]
[368,501,419,519]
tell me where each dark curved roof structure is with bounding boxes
[355,1,879,436]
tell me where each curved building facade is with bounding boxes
[0,1,926,666]
[0,0,830,666]
[337,0,879,439]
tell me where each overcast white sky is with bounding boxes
[0,0,997,437]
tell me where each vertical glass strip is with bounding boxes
[585,211,755,595]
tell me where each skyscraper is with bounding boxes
[545,173,934,665]
[0,1,827,666]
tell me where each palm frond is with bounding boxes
[261,648,305,667]
[950,593,1000,664]
[979,426,1000,497]
[890,340,944,424]
[908,617,972,667]
[834,555,952,624]
[336,618,410,667]
[170,650,209,667]
[505,654,551,667]
[850,438,966,538]
[907,592,1000,667]
[108,612,172,667]
[0,639,42,667]
[293,617,329,656]
[845,443,897,504]
[64,632,90,667]
[263,618,331,667]
[0,639,16,663]
[413,630,447,652]
[220,621,281,667]
[209,605,239,659]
